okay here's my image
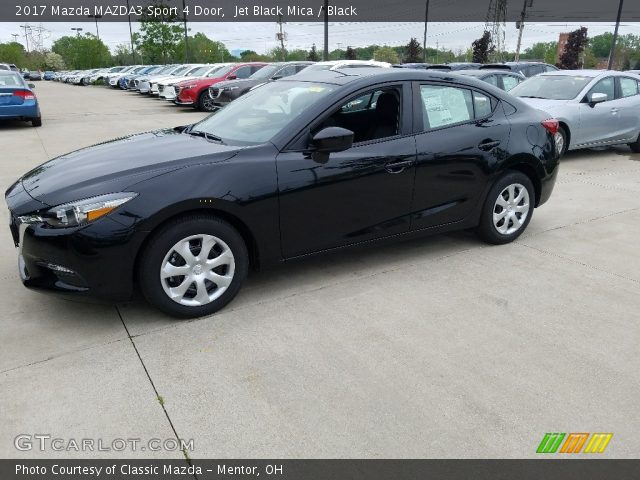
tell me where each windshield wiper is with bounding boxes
[187,129,225,144]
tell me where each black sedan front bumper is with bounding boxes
[8,209,146,303]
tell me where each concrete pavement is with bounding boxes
[1,81,638,458]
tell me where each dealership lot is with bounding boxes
[1,81,639,458]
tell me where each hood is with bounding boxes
[20,128,241,207]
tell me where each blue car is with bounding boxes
[0,70,41,127]
[43,71,55,81]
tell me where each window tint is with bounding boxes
[250,65,264,75]
[483,75,498,87]
[277,65,298,78]
[473,91,493,118]
[501,75,521,91]
[341,91,380,113]
[318,87,401,143]
[588,77,614,101]
[295,64,310,73]
[619,77,639,98]
[420,85,473,129]
[234,67,253,79]
[528,65,545,76]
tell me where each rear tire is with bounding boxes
[31,116,42,127]
[138,215,249,318]
[629,134,640,153]
[476,171,535,245]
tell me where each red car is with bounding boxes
[174,63,267,111]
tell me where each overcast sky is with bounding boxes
[1,21,639,55]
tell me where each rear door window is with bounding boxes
[501,74,521,92]
[619,77,639,98]
[420,85,473,129]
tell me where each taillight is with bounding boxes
[541,119,559,135]
[14,90,35,100]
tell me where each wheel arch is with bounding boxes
[502,154,543,207]
[133,207,261,286]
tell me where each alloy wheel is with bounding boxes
[554,131,565,156]
[160,234,235,306]
[492,183,530,235]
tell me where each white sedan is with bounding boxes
[510,70,640,155]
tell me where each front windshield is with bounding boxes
[510,75,593,100]
[190,81,336,146]
[187,66,208,76]
[250,64,281,79]
[171,66,190,76]
[209,65,234,77]
[156,65,175,75]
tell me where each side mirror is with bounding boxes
[589,92,608,104]
[271,75,283,81]
[311,127,354,153]
[28,83,36,89]
[226,75,237,80]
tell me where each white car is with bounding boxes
[106,65,142,87]
[510,70,640,155]
[300,60,391,74]
[148,64,203,96]
[134,64,179,93]
[159,64,230,100]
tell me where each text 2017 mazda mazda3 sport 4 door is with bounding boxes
[5,70,559,318]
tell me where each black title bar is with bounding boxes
[3,0,640,22]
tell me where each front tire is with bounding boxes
[476,172,535,245]
[198,91,217,112]
[629,133,640,153]
[138,215,249,318]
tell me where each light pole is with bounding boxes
[182,0,190,62]
[126,0,137,64]
[19,24,30,52]
[11,33,19,43]
[514,0,533,62]
[71,27,83,37]
[423,0,429,63]
[323,0,328,61]
[608,0,624,69]
[87,14,102,40]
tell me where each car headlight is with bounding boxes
[224,86,240,91]
[182,84,197,90]
[42,192,137,228]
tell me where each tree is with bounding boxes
[175,33,231,63]
[112,43,136,65]
[43,52,65,70]
[0,42,27,68]
[345,46,356,60]
[405,38,422,63]
[307,44,319,62]
[52,34,111,69]
[521,41,557,63]
[286,49,309,61]
[588,32,614,58]
[558,27,588,69]
[373,46,399,64]
[472,31,494,64]
[135,2,185,64]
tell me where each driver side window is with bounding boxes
[315,87,402,144]
[587,77,614,102]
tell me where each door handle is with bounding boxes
[384,159,414,174]
[478,139,501,151]
[611,108,619,115]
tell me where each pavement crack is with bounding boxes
[116,306,197,477]
[515,242,640,286]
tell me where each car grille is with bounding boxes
[158,85,165,93]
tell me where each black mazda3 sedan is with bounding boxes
[5,69,559,318]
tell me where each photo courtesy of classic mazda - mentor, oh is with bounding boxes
[5,69,559,318]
